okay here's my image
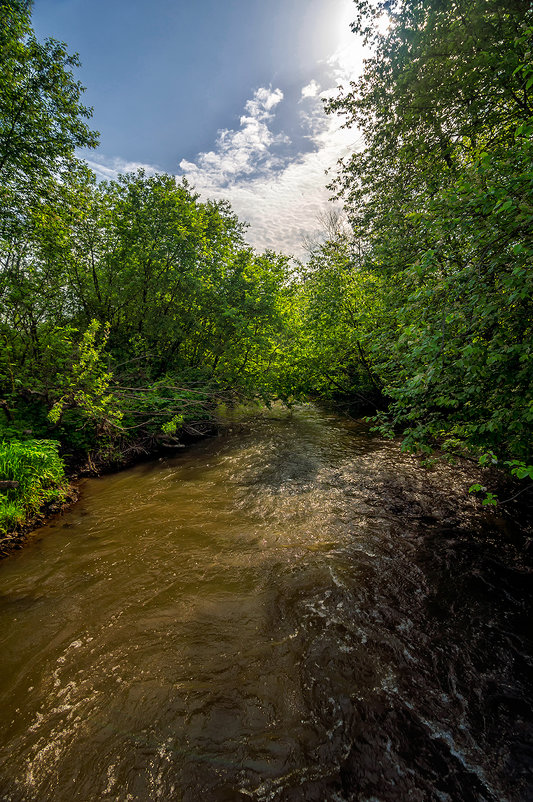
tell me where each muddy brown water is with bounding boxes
[0,405,531,801]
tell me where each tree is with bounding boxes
[281,234,385,408]
[0,0,98,239]
[322,0,533,463]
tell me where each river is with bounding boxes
[0,405,531,801]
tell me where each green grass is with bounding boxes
[0,440,67,536]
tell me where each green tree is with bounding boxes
[323,0,532,463]
[281,234,385,408]
[0,0,97,232]
[0,0,101,451]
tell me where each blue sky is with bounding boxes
[33,0,370,256]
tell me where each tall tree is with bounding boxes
[323,0,533,463]
[0,0,98,240]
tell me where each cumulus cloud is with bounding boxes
[86,1,367,258]
[247,86,284,115]
[178,80,361,258]
[179,86,288,188]
[81,0,367,257]
[190,123,356,255]
[82,78,359,260]
[175,0,372,259]
[300,79,321,100]
[77,0,368,257]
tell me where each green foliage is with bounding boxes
[0,1,97,171]
[278,233,386,408]
[506,461,533,481]
[112,375,218,434]
[321,0,533,469]
[2,0,531,534]
[0,0,97,239]
[0,29,293,477]
[468,485,499,506]
[0,439,67,535]
[161,415,184,435]
[48,320,121,430]
[0,158,293,479]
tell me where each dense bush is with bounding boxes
[0,440,67,535]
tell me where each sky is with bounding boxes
[32,0,370,257]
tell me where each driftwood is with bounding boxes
[0,480,19,490]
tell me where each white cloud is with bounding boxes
[85,0,368,259]
[175,0,371,258]
[179,86,288,188]
[300,79,321,99]
[194,123,357,256]
[247,86,284,115]
[84,154,160,182]
[178,80,362,258]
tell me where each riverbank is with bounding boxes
[0,484,79,559]
[0,420,219,559]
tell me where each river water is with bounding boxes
[0,405,531,801]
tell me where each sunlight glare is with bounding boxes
[375,14,391,35]
[329,0,366,80]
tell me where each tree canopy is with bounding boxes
[317,0,533,470]
[0,0,98,240]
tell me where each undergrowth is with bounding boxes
[0,440,67,536]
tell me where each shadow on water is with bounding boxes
[0,404,531,801]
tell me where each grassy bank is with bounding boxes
[0,414,219,555]
[0,439,70,538]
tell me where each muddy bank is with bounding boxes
[0,485,79,559]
